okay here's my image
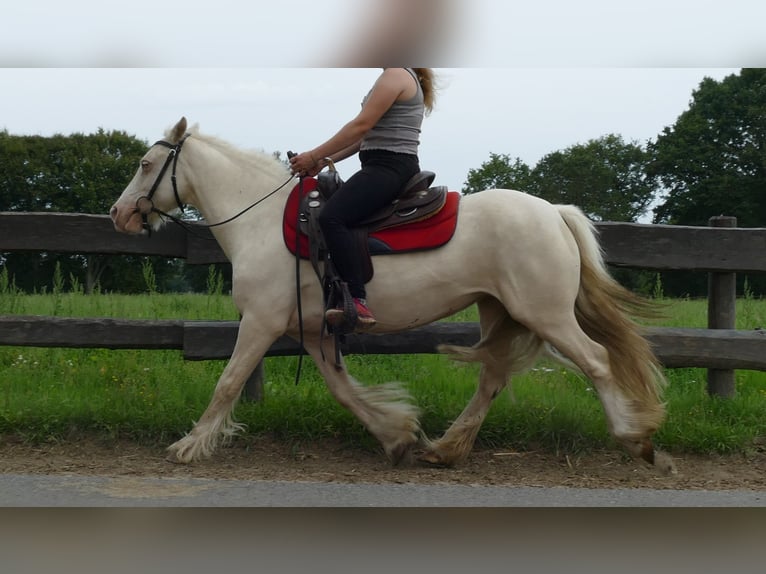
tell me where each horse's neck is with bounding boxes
[185,140,292,259]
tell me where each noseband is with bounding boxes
[136,135,190,232]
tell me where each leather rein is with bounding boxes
[135,135,293,236]
[133,135,308,383]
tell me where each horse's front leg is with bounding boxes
[303,336,421,465]
[167,316,280,463]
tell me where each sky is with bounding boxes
[1,0,762,217]
[0,67,740,196]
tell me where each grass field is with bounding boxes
[1,279,765,456]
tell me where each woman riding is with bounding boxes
[289,67,437,330]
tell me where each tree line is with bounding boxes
[1,69,764,296]
[0,128,229,295]
[462,68,766,297]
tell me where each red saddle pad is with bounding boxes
[282,179,461,258]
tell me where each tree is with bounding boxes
[462,137,656,223]
[531,134,656,222]
[0,129,146,213]
[0,130,149,293]
[462,136,660,294]
[649,68,766,227]
[462,153,533,195]
[647,68,766,297]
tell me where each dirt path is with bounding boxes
[2,435,765,492]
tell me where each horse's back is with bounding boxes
[452,188,584,285]
[459,188,573,241]
[462,188,557,214]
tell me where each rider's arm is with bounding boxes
[328,140,362,164]
[290,69,410,174]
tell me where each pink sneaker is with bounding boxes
[325,298,376,330]
[352,298,376,328]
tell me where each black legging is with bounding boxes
[318,149,420,299]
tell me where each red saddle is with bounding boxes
[282,178,461,259]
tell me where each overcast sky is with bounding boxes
[1,1,762,217]
[0,68,739,191]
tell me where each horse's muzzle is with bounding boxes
[110,204,146,235]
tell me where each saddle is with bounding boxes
[288,163,451,336]
[298,165,449,285]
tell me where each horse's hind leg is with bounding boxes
[303,337,421,465]
[530,314,671,472]
[420,297,544,467]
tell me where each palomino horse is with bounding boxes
[110,117,674,473]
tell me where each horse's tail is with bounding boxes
[556,205,667,432]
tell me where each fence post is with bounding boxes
[707,215,737,398]
[242,360,265,402]
[238,310,264,402]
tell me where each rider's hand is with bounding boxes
[289,152,323,177]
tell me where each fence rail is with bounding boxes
[2,212,766,397]
[3,211,766,271]
[2,315,765,371]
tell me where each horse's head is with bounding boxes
[110,117,190,235]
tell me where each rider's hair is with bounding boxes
[413,68,437,115]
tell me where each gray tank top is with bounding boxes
[360,68,424,156]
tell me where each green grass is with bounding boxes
[1,288,765,456]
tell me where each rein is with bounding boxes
[136,136,307,384]
[136,136,294,238]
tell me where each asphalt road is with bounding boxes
[1,473,765,506]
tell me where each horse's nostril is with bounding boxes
[109,206,118,219]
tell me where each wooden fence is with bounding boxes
[2,212,766,398]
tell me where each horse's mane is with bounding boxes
[174,123,292,180]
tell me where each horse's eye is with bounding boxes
[141,160,151,171]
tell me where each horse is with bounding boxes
[110,117,674,474]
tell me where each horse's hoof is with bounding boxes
[387,442,414,466]
[165,448,189,465]
[628,438,677,476]
[165,453,184,465]
[639,440,655,465]
[653,450,677,476]
[417,450,451,467]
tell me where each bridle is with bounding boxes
[136,136,189,233]
[133,136,316,383]
[134,134,294,236]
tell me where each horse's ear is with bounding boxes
[170,117,188,143]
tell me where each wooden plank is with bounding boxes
[342,323,482,354]
[183,320,483,360]
[0,315,184,349]
[186,229,230,264]
[182,321,766,371]
[0,212,189,258]
[181,321,482,360]
[3,316,765,372]
[3,212,766,271]
[597,222,766,272]
[645,327,766,371]
[182,321,304,360]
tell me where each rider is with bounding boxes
[289,68,436,330]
